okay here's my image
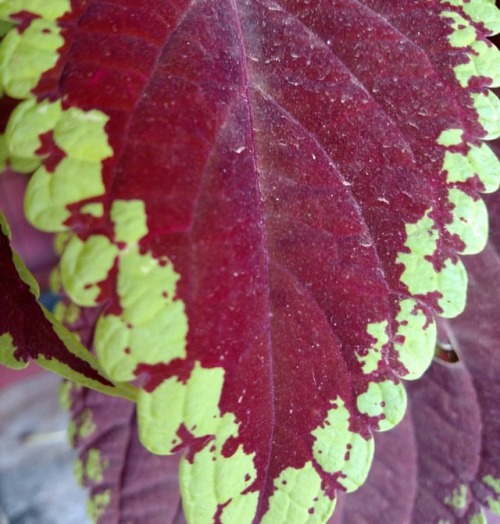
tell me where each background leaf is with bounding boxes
[58,304,185,524]
[0,210,136,401]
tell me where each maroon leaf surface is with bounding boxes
[0,200,136,400]
[0,171,57,388]
[406,361,483,522]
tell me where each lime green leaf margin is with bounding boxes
[389,0,500,383]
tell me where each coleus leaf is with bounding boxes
[67,202,500,524]
[63,219,500,524]
[57,302,185,523]
[0,210,136,401]
[65,382,184,523]
[69,388,185,524]
[63,227,500,524]
[440,192,500,519]
[1,1,499,522]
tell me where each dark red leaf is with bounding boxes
[0,211,116,390]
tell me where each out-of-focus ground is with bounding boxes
[0,374,87,524]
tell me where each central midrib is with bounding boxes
[227,0,277,517]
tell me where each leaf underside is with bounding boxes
[0,1,499,522]
[67,383,184,523]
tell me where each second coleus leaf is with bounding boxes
[0,210,136,402]
[1,0,499,522]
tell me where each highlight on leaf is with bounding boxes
[0,0,499,523]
